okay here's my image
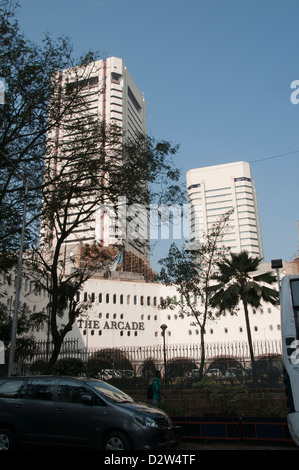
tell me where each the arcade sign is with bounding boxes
[77,319,145,332]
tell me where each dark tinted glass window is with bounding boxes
[58,379,89,403]
[291,280,299,338]
[0,379,25,398]
[291,279,299,307]
[19,379,55,401]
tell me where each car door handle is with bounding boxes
[14,403,22,408]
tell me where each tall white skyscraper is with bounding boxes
[186,161,264,258]
[43,57,153,277]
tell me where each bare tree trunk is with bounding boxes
[198,326,206,379]
[45,340,62,374]
[243,300,257,381]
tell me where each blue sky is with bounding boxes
[15,0,299,270]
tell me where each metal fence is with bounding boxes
[26,338,282,363]
[18,338,283,387]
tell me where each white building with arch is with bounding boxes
[68,268,282,352]
[2,260,298,368]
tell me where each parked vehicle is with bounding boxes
[117,370,135,378]
[98,369,119,380]
[224,367,249,378]
[206,368,221,378]
[224,368,238,377]
[0,376,180,450]
[190,369,200,378]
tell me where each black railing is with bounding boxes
[13,338,284,387]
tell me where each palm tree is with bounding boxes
[209,251,279,380]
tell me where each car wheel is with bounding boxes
[103,431,132,450]
[0,429,16,450]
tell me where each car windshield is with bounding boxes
[85,380,134,404]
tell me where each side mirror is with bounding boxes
[81,394,93,405]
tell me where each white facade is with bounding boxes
[1,270,281,350]
[186,161,263,258]
[0,270,49,326]
[1,262,292,362]
[69,268,281,350]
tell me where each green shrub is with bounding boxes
[51,358,85,376]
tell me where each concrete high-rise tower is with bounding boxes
[43,57,152,277]
[186,161,264,258]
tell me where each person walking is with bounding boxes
[152,370,164,407]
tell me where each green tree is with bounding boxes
[0,1,99,267]
[0,302,46,366]
[159,210,232,379]
[32,128,182,373]
[0,1,184,373]
[209,251,279,380]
